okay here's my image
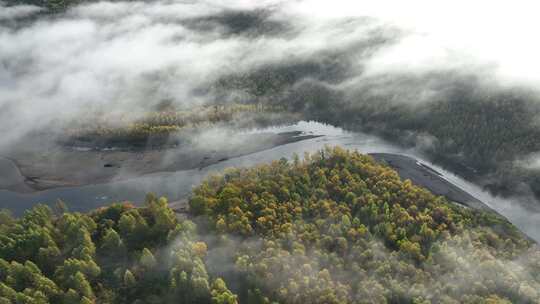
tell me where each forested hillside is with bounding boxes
[2,147,538,303]
[354,87,540,198]
[189,146,540,303]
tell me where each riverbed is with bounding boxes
[0,121,539,242]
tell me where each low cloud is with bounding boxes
[3,0,540,149]
[0,2,42,20]
[0,0,391,149]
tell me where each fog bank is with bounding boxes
[4,0,540,147]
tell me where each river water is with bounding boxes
[1,121,539,242]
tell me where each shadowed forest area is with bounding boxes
[216,64,540,201]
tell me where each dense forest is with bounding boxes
[189,147,540,303]
[346,86,540,199]
[2,147,539,303]
[0,196,238,304]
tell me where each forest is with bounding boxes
[0,196,237,304]
[61,104,291,149]
[2,147,539,303]
[3,1,540,303]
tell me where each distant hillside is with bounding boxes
[218,65,540,201]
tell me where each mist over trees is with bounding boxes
[214,57,540,202]
[188,147,540,303]
[2,1,540,302]
[3,0,82,11]
[62,103,289,149]
[1,147,539,303]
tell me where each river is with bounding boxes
[0,121,539,242]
